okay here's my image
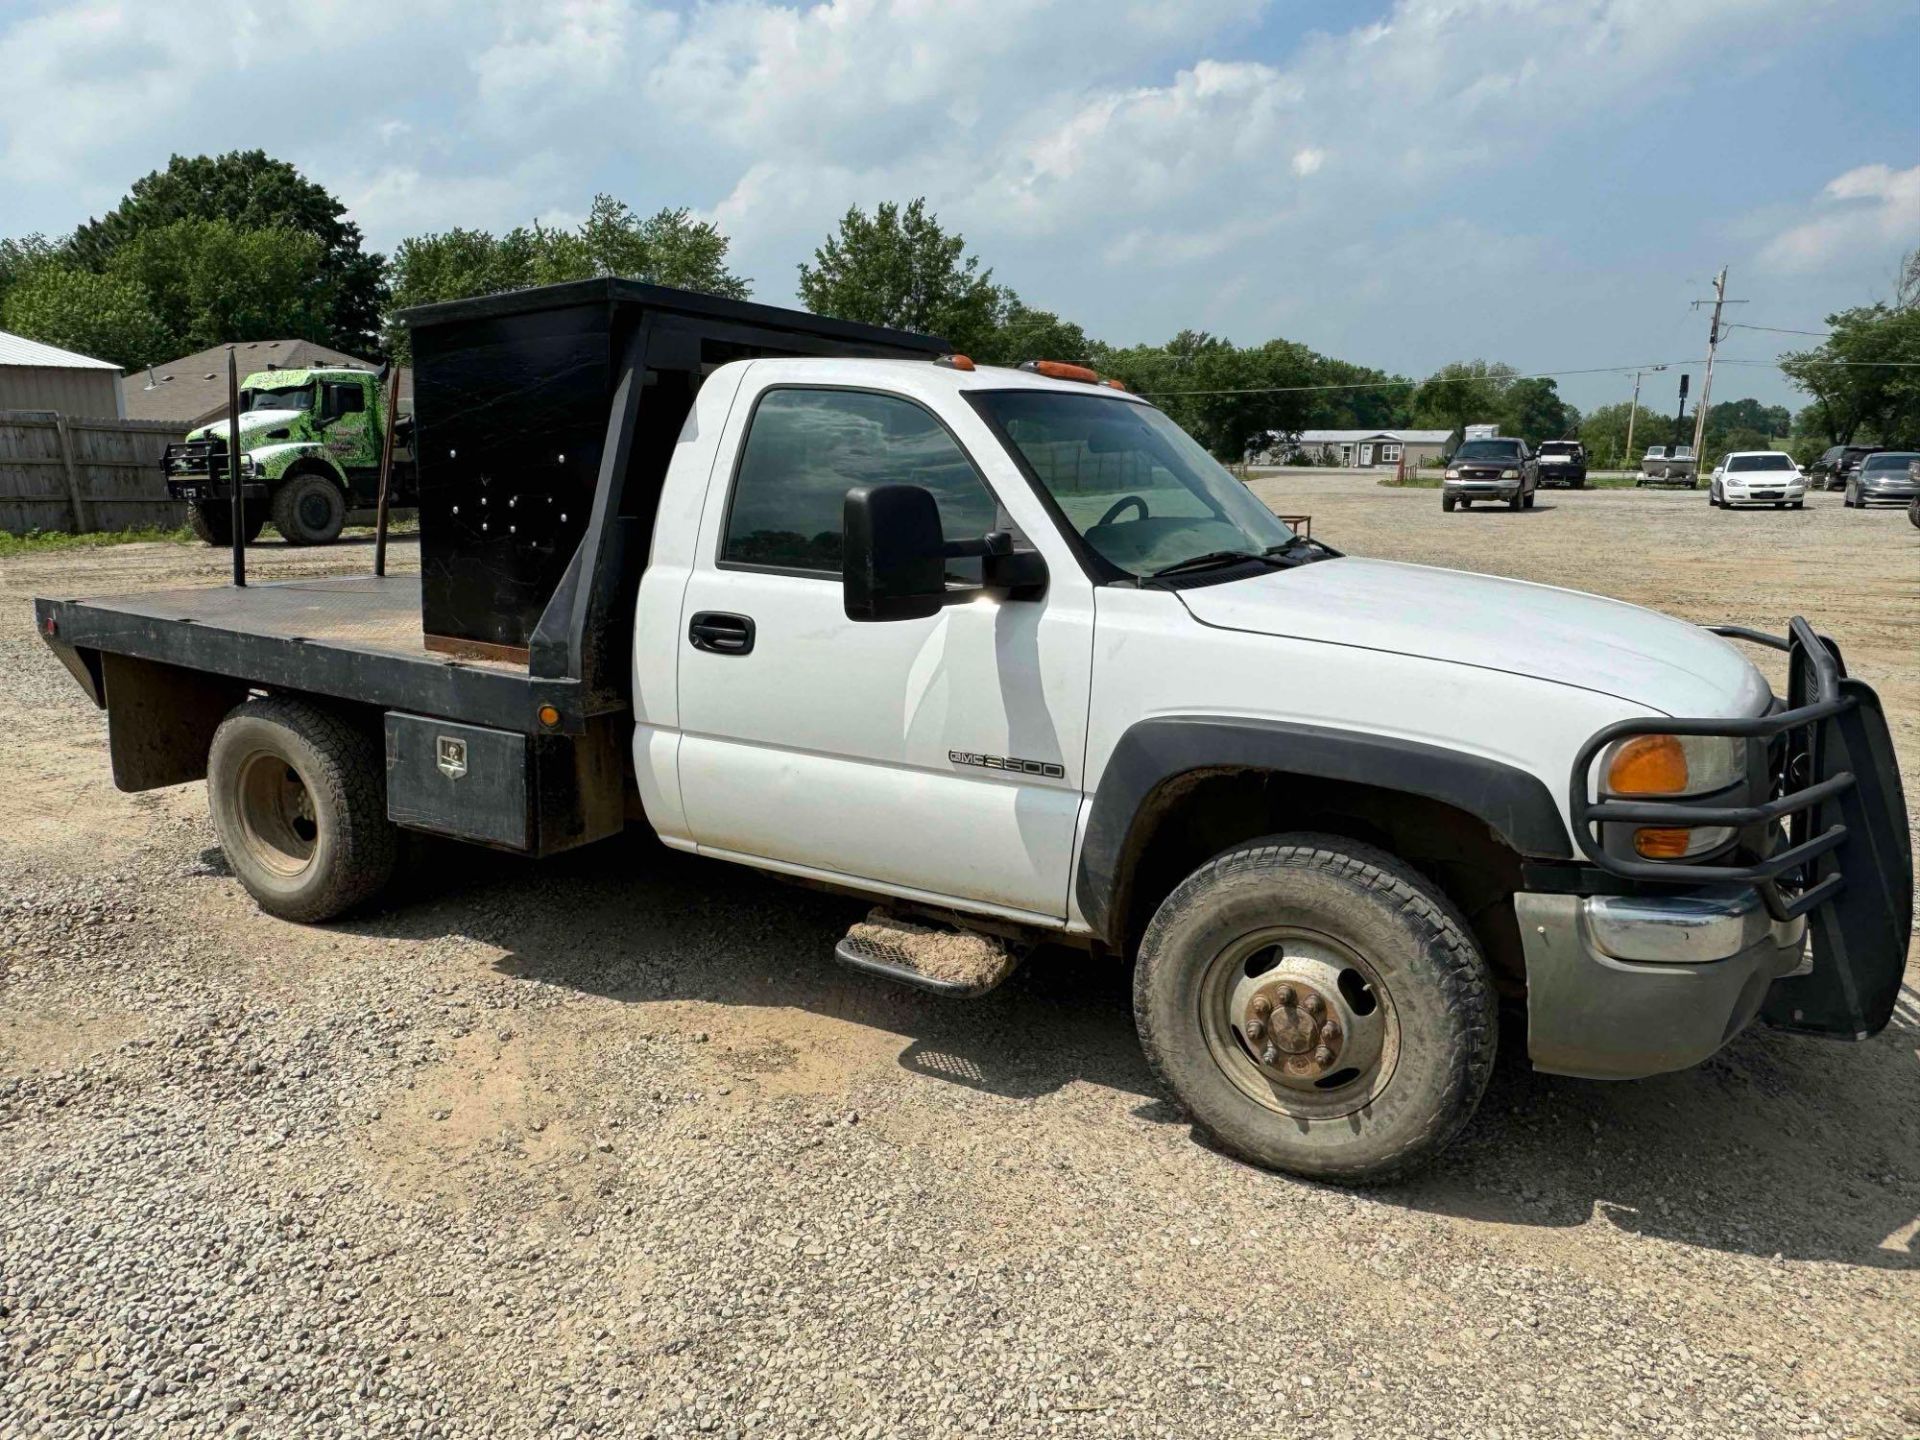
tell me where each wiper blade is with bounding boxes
[1265,533,1340,561]
[1146,549,1268,580]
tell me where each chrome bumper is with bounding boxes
[1517,888,1808,1080]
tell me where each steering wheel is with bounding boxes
[1097,494,1149,527]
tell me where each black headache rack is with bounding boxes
[1569,618,1913,1038]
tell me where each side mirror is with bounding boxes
[844,484,947,622]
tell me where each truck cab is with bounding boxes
[165,365,413,546]
[37,281,1912,1186]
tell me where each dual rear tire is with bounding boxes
[208,697,396,922]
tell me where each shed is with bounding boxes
[1262,428,1455,469]
[122,338,410,428]
[0,330,126,418]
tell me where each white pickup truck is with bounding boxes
[36,281,1912,1184]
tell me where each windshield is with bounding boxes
[1726,454,1795,472]
[972,389,1295,579]
[239,383,313,413]
[1539,444,1581,457]
[1454,440,1522,461]
[1862,452,1917,471]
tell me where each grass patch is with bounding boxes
[0,525,194,557]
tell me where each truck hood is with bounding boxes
[186,409,303,444]
[1175,556,1770,717]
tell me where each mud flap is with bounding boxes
[1763,678,1913,1038]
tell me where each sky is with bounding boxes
[1,0,1917,414]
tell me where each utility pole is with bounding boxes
[1688,268,1746,466]
[1624,364,1666,473]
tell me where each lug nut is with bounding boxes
[1313,1046,1334,1067]
[1250,995,1272,1018]
[1305,993,1326,1017]
[1246,1018,1266,1042]
[1260,1044,1279,1066]
[1277,985,1297,1007]
[1321,1022,1340,1043]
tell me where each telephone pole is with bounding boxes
[1688,268,1746,465]
[1624,365,1665,473]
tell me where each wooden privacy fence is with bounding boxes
[0,411,187,535]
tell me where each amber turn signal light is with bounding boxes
[1606,734,1688,794]
[1632,827,1694,859]
[537,704,561,728]
[1026,359,1102,384]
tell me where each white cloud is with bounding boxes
[1757,162,1920,273]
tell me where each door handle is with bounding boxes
[688,611,756,655]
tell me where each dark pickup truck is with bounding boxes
[1535,440,1587,489]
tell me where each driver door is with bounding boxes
[673,375,1094,921]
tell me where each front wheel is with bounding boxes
[271,472,348,546]
[208,696,397,922]
[185,501,264,546]
[1441,493,1457,512]
[1133,835,1497,1185]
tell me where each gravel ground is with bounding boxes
[2,486,1917,1440]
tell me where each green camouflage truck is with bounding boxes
[164,365,415,546]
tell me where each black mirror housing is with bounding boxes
[843,484,947,622]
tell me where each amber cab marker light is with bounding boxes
[1606,733,1688,794]
[935,354,975,371]
[1101,378,1128,391]
[537,704,561,728]
[1026,359,1101,384]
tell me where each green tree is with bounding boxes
[1780,303,1920,445]
[67,150,385,354]
[797,199,1001,355]
[1410,360,1517,434]
[1,263,172,368]
[1706,397,1791,438]
[106,219,331,355]
[980,295,1093,367]
[1101,332,1321,460]
[1500,376,1576,444]
[383,198,751,358]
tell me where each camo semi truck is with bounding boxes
[164,365,415,546]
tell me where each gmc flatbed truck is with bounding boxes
[34,280,1912,1184]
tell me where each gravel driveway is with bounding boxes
[3,481,1916,1439]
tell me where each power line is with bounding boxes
[1725,322,1831,338]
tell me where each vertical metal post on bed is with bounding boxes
[226,347,245,588]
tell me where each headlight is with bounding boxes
[1500,468,1519,479]
[1601,733,1746,859]
[1444,469,1460,480]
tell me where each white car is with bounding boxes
[1708,451,1806,510]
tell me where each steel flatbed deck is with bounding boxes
[35,575,579,737]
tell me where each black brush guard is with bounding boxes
[1570,618,1912,1038]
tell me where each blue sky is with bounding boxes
[2,0,1916,414]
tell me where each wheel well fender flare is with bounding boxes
[1075,716,1573,945]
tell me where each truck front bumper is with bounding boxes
[1443,480,1521,498]
[1516,888,1807,1078]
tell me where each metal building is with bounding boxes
[0,330,126,418]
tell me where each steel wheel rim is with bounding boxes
[1197,925,1400,1122]
[234,749,318,877]
[298,489,334,531]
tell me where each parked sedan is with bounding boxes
[1843,450,1919,508]
[1708,451,1806,510]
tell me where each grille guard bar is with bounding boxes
[1569,618,1856,921]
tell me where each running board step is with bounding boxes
[832,909,1023,998]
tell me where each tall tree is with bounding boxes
[106,219,331,355]
[66,151,385,354]
[1410,360,1517,434]
[980,295,1093,367]
[0,264,173,368]
[1780,303,1920,445]
[1500,376,1576,444]
[797,199,1001,355]
[384,197,751,358]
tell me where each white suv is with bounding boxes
[1709,451,1806,510]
